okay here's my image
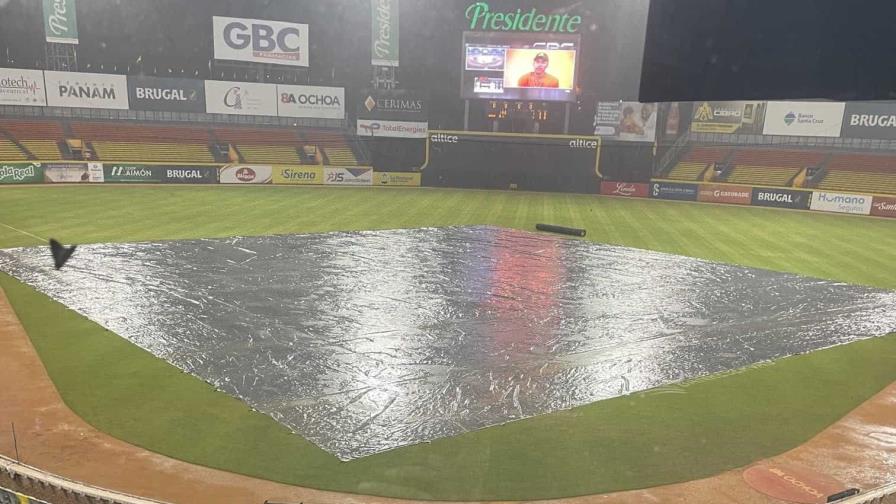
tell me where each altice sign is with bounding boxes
[465,2,582,32]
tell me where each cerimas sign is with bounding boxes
[213,16,309,67]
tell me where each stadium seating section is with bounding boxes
[666,146,730,181]
[0,118,364,166]
[723,149,826,187]
[817,153,896,194]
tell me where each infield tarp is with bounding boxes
[2,226,895,460]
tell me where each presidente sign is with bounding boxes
[44,71,129,109]
[128,76,205,113]
[371,0,399,67]
[213,16,309,67]
[43,0,78,44]
[465,2,582,32]
[0,68,47,106]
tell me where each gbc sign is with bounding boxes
[213,16,309,67]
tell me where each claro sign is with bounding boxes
[213,16,309,67]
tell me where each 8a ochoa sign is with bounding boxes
[213,16,309,67]
[44,71,129,109]
[810,191,872,215]
[0,162,44,184]
[698,184,752,205]
[751,188,811,209]
[277,84,344,119]
[272,166,323,185]
[324,167,373,186]
[600,181,648,198]
[651,181,698,201]
[161,166,218,184]
[220,165,272,184]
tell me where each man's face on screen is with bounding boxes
[534,58,548,74]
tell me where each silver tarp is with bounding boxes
[1,226,895,460]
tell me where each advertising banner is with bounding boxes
[43,162,104,183]
[697,184,752,205]
[871,196,896,218]
[0,162,44,184]
[205,80,277,116]
[841,102,896,140]
[1,486,51,504]
[762,101,846,137]
[374,171,420,186]
[128,76,205,113]
[358,89,427,122]
[276,84,345,119]
[810,191,872,215]
[220,164,273,184]
[0,68,47,106]
[44,71,129,109]
[43,0,78,44]
[357,119,427,138]
[600,181,649,198]
[272,166,323,185]
[650,181,698,201]
[751,187,811,209]
[593,102,657,142]
[213,16,309,67]
[103,164,163,183]
[161,166,218,184]
[690,101,764,134]
[371,0,399,67]
[324,167,374,185]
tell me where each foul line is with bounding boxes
[0,221,47,242]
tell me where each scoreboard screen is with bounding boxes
[461,32,580,103]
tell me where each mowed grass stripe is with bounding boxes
[1,185,896,500]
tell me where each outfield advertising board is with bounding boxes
[357,119,428,138]
[698,184,752,205]
[44,71,129,109]
[762,101,845,137]
[600,181,649,198]
[205,80,277,116]
[220,164,272,184]
[871,196,896,218]
[751,187,811,209]
[594,102,657,142]
[841,102,896,140]
[690,101,764,134]
[651,181,698,201]
[324,167,373,186]
[272,166,323,185]
[43,162,103,183]
[103,164,163,183]
[0,68,47,106]
[810,191,872,215]
[213,16,309,67]
[128,76,205,113]
[374,171,421,186]
[357,89,428,138]
[276,84,345,119]
[161,166,218,184]
[0,162,44,184]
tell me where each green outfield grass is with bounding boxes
[1,184,896,500]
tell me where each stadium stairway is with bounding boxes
[665,146,731,181]
[722,149,826,187]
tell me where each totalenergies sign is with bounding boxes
[465,2,582,33]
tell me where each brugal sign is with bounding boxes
[465,2,582,32]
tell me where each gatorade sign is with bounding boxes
[213,16,309,67]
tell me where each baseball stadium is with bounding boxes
[1,1,895,504]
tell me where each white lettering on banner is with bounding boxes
[47,0,71,37]
[44,71,129,109]
[431,133,458,143]
[167,169,202,179]
[0,68,46,106]
[758,193,794,203]
[220,164,273,184]
[763,101,845,137]
[569,138,598,149]
[276,85,344,119]
[811,191,872,215]
[135,87,189,101]
[373,0,393,60]
[850,114,896,128]
[357,119,427,138]
[0,165,36,181]
[213,16,309,67]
